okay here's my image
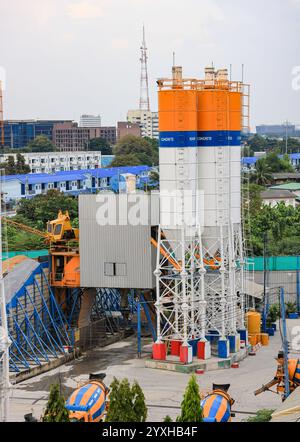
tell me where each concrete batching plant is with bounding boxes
[153,66,250,364]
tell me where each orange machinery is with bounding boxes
[254,351,300,399]
[3,211,80,288]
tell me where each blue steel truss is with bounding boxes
[94,288,138,314]
[7,263,72,373]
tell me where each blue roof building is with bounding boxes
[1,166,151,202]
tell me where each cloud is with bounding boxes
[67,1,104,20]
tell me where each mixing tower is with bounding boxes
[153,66,249,363]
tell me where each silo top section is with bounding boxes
[158,67,198,147]
[158,66,244,148]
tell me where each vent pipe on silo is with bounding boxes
[172,66,183,89]
[205,67,215,86]
[216,69,228,82]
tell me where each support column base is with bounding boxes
[180,344,193,364]
[152,342,167,361]
[170,340,182,357]
[228,334,240,354]
[197,340,211,360]
[218,339,229,359]
[238,329,248,346]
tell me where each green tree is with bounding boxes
[16,189,78,227]
[16,153,31,174]
[42,384,69,422]
[247,134,267,152]
[0,154,30,175]
[149,169,159,189]
[4,190,78,251]
[163,415,173,422]
[250,158,272,186]
[89,137,112,155]
[177,375,203,422]
[242,145,254,157]
[111,153,143,167]
[113,135,158,166]
[106,378,147,422]
[246,409,274,422]
[27,135,56,152]
[245,202,300,256]
[264,151,293,173]
[131,381,147,422]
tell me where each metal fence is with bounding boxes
[74,318,107,351]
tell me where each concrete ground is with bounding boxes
[7,319,300,422]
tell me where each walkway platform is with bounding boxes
[145,346,250,374]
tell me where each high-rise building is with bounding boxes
[53,123,117,151]
[117,121,141,140]
[3,120,72,149]
[53,122,90,151]
[127,110,158,139]
[80,114,101,128]
[89,127,117,145]
[256,124,296,137]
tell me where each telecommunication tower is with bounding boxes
[139,25,150,111]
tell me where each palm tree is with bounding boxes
[250,159,273,186]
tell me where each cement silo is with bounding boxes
[153,65,248,364]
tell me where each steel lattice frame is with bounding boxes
[155,225,207,344]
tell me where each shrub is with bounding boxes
[177,375,203,422]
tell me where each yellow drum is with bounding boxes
[246,311,261,335]
[248,335,257,346]
[260,333,269,346]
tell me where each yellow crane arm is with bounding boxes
[151,237,181,271]
[254,378,280,396]
[2,217,49,240]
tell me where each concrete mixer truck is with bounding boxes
[254,351,300,398]
[201,384,235,423]
[66,373,109,422]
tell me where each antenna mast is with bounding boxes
[139,25,150,111]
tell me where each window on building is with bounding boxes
[104,263,127,276]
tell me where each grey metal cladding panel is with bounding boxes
[79,193,160,226]
[80,222,154,289]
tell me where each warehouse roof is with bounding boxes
[1,166,151,185]
[242,157,258,165]
[271,183,300,191]
[261,189,297,199]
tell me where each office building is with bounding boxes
[3,120,72,149]
[117,121,141,140]
[0,151,102,174]
[127,110,159,139]
[256,124,296,137]
[79,114,101,128]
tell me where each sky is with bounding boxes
[0,0,300,130]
